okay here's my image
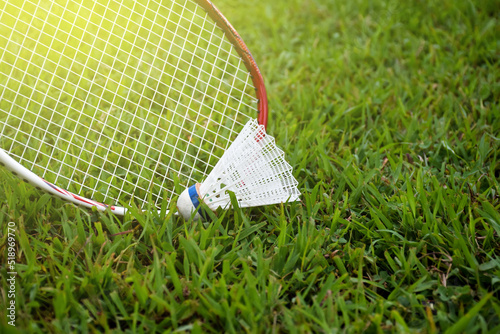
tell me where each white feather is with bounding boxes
[177,119,300,220]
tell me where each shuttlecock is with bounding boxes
[177,119,300,220]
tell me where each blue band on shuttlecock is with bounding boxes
[188,184,208,219]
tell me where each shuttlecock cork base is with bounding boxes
[176,119,300,221]
[177,183,205,221]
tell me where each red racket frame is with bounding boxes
[197,0,268,129]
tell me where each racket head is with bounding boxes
[0,0,268,214]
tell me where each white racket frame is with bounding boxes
[0,148,126,214]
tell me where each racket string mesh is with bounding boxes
[0,0,257,208]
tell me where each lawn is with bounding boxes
[1,0,499,332]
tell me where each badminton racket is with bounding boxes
[0,0,268,215]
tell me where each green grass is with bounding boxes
[1,0,499,332]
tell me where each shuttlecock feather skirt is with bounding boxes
[176,119,300,220]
